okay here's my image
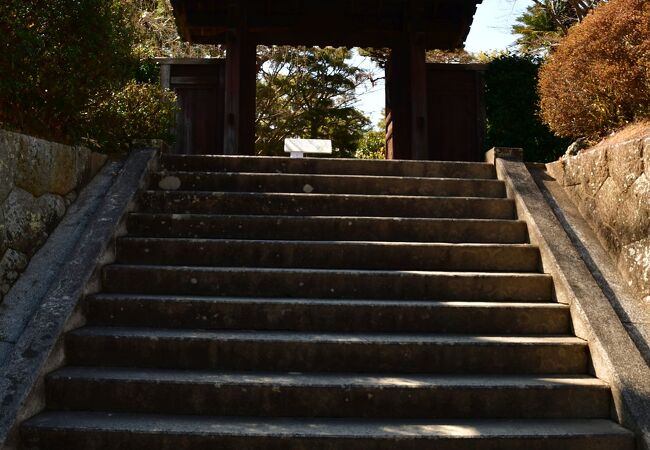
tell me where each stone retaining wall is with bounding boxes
[547,136,650,302]
[0,130,106,300]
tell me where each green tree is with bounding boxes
[134,0,224,59]
[485,53,570,162]
[0,0,138,142]
[0,0,178,152]
[355,128,386,160]
[256,46,371,157]
[513,0,603,54]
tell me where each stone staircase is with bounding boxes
[20,155,634,449]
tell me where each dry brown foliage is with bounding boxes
[538,0,650,140]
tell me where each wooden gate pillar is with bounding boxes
[385,33,429,160]
[386,46,410,160]
[408,34,429,160]
[224,27,256,155]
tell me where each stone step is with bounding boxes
[46,368,611,419]
[151,171,507,198]
[138,191,516,219]
[22,413,634,450]
[115,238,541,272]
[65,327,589,374]
[101,266,554,302]
[160,154,497,180]
[85,295,571,334]
[126,214,531,244]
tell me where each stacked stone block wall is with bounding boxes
[547,136,650,303]
[0,130,106,300]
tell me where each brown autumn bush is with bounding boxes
[538,0,650,141]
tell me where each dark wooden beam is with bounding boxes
[385,23,430,160]
[386,46,411,160]
[177,0,482,49]
[408,32,429,160]
[223,27,257,155]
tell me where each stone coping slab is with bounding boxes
[490,149,650,449]
[0,160,123,361]
[0,149,156,450]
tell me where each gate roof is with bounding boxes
[170,0,483,48]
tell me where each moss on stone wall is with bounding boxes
[0,130,107,299]
[548,133,650,302]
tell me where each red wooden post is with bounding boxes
[408,33,429,160]
[224,27,256,155]
[386,46,410,160]
[386,32,429,160]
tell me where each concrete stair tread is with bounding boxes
[142,190,510,201]
[49,367,607,389]
[128,213,525,224]
[127,212,528,243]
[45,367,611,419]
[70,326,585,345]
[85,295,570,334]
[88,293,565,307]
[104,264,550,277]
[23,411,632,440]
[65,327,588,373]
[114,239,542,272]
[138,191,515,219]
[151,171,506,198]
[159,154,498,179]
[155,171,505,183]
[126,213,531,243]
[152,170,503,185]
[101,265,553,301]
[117,237,536,249]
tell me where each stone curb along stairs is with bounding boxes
[6,151,642,448]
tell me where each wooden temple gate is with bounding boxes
[168,0,484,160]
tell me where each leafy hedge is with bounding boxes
[485,54,570,162]
[355,129,386,160]
[0,0,177,152]
[539,0,650,141]
[83,81,177,152]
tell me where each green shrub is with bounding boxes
[0,0,177,151]
[0,0,137,142]
[355,129,386,160]
[82,81,177,153]
[539,0,650,141]
[485,53,570,162]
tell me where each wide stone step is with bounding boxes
[151,171,507,198]
[138,191,516,219]
[86,295,570,334]
[65,327,588,374]
[46,368,610,419]
[160,154,497,179]
[115,238,541,272]
[22,413,634,450]
[101,266,554,301]
[126,214,531,244]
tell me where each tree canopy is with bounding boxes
[513,0,603,54]
[135,0,224,58]
[256,46,373,157]
[0,0,177,152]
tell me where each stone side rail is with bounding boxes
[0,149,157,450]
[489,147,650,450]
